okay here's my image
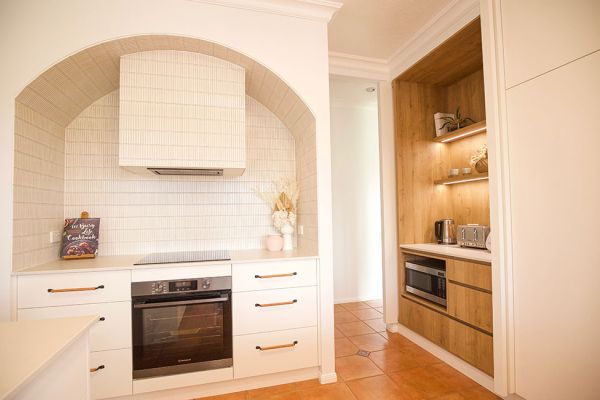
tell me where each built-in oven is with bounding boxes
[405,258,447,307]
[131,276,232,379]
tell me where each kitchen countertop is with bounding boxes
[13,248,319,275]
[0,316,97,399]
[400,243,492,264]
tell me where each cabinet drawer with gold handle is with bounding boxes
[18,301,131,352]
[232,259,316,292]
[233,286,317,335]
[90,348,132,399]
[233,327,317,379]
[18,270,130,308]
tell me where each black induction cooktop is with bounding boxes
[134,250,230,266]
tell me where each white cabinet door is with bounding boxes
[506,51,600,400]
[90,348,132,399]
[501,0,600,87]
[232,259,316,292]
[233,327,318,379]
[18,302,131,352]
[233,286,317,335]
[18,270,131,308]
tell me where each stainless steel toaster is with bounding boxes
[458,225,490,249]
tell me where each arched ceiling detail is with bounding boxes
[15,35,314,137]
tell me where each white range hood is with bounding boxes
[118,50,246,176]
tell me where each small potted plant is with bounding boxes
[437,107,474,132]
[256,177,299,251]
[470,144,489,173]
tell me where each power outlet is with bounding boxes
[298,225,304,236]
[49,231,61,243]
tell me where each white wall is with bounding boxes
[0,4,337,382]
[485,1,600,399]
[330,77,382,303]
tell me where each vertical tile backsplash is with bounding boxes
[63,91,296,255]
[12,102,65,271]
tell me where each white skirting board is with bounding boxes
[110,367,321,400]
[392,323,495,392]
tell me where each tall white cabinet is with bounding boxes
[499,1,600,399]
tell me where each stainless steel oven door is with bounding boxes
[132,291,232,379]
[405,262,447,306]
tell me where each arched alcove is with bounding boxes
[12,35,317,271]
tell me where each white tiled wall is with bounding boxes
[119,50,246,171]
[64,90,295,255]
[12,102,65,271]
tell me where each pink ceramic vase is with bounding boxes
[265,235,283,252]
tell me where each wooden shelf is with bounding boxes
[433,120,486,143]
[434,172,488,185]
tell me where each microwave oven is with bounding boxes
[405,259,446,306]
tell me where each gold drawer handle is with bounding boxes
[48,285,104,293]
[255,299,297,308]
[254,272,297,279]
[256,341,298,351]
[90,365,105,373]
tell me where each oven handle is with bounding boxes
[405,262,446,278]
[133,295,229,309]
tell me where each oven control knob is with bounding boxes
[202,279,211,289]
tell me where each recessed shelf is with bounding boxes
[434,172,488,185]
[433,120,486,143]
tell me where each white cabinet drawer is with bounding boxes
[232,259,316,292]
[90,348,132,399]
[233,327,318,379]
[18,302,131,352]
[233,286,317,335]
[17,270,131,308]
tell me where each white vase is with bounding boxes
[280,222,294,251]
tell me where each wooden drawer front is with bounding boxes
[18,301,132,352]
[232,259,316,292]
[233,286,317,335]
[18,270,131,308]
[399,296,449,348]
[90,348,133,399]
[447,283,493,333]
[446,259,492,291]
[448,318,494,376]
[233,327,318,379]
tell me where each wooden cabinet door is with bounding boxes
[446,259,491,291]
[448,318,493,376]
[447,282,492,333]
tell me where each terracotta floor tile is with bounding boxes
[445,385,501,400]
[375,307,384,314]
[427,363,478,392]
[247,383,295,399]
[334,304,346,313]
[348,333,392,352]
[400,343,443,366]
[365,299,383,308]
[334,327,345,338]
[297,382,357,400]
[346,375,423,400]
[336,321,376,337]
[294,379,321,391]
[334,311,360,324]
[340,301,370,311]
[197,391,248,400]
[335,355,383,381]
[378,331,417,348]
[350,308,382,321]
[363,318,387,332]
[368,348,422,374]
[389,365,473,399]
[336,337,359,357]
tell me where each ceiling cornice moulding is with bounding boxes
[388,0,480,79]
[329,52,390,81]
[186,0,343,22]
[328,0,479,81]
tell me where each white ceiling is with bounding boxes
[328,0,453,60]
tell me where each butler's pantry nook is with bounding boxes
[1,1,599,400]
